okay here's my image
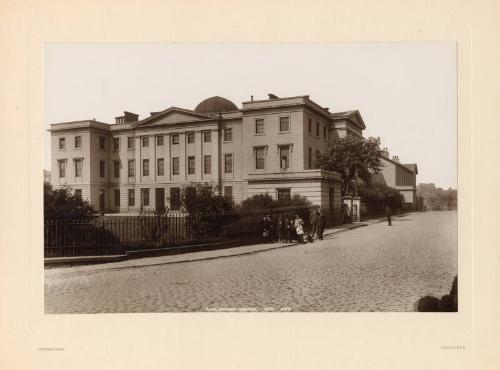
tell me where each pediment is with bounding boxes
[133,107,213,127]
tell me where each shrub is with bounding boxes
[240,193,312,211]
[44,182,96,221]
[180,183,235,239]
[358,182,404,210]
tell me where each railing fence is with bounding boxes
[44,207,315,258]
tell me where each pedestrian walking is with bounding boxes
[316,209,326,240]
[385,205,392,226]
[309,207,319,241]
[294,214,304,244]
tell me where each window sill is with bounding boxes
[254,133,265,136]
[278,131,291,134]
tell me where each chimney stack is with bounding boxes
[392,155,399,163]
[115,111,139,124]
[380,147,389,158]
[251,95,254,102]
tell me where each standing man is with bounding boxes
[385,204,392,226]
[316,209,326,240]
[309,207,319,240]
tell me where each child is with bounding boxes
[294,214,304,244]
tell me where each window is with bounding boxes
[128,160,135,177]
[113,160,120,178]
[316,122,320,136]
[74,189,82,198]
[171,134,179,145]
[127,137,135,149]
[113,137,120,151]
[188,156,195,174]
[128,189,135,206]
[114,189,120,207]
[142,159,149,176]
[203,155,211,174]
[224,128,232,142]
[308,147,312,169]
[74,159,82,178]
[170,187,181,210]
[74,136,81,149]
[224,186,233,200]
[203,131,211,142]
[99,160,105,178]
[142,136,149,147]
[224,154,233,174]
[187,132,195,143]
[99,136,106,150]
[172,157,179,175]
[308,118,312,134]
[277,188,291,201]
[157,158,164,176]
[255,147,265,170]
[279,146,290,170]
[141,188,149,206]
[323,126,327,139]
[59,137,65,150]
[255,119,264,134]
[156,135,164,146]
[279,116,290,132]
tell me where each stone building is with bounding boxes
[373,147,419,209]
[49,94,368,222]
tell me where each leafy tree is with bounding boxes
[179,183,235,239]
[181,183,234,214]
[44,182,96,221]
[240,192,312,210]
[317,136,382,195]
[358,182,405,210]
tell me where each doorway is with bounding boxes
[155,188,165,212]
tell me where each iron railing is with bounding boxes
[44,206,315,258]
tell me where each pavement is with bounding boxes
[45,213,394,273]
[44,211,457,313]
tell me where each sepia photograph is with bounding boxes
[43,43,457,314]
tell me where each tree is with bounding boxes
[181,183,234,214]
[358,182,405,210]
[180,183,235,240]
[44,182,96,221]
[317,136,382,195]
[240,192,312,210]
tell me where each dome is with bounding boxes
[194,96,238,114]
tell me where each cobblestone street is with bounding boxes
[45,211,457,313]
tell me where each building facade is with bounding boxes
[49,94,368,222]
[373,147,419,209]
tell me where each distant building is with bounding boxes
[373,147,418,209]
[48,94,369,222]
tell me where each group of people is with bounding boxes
[262,208,326,244]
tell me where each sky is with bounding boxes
[44,43,457,189]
